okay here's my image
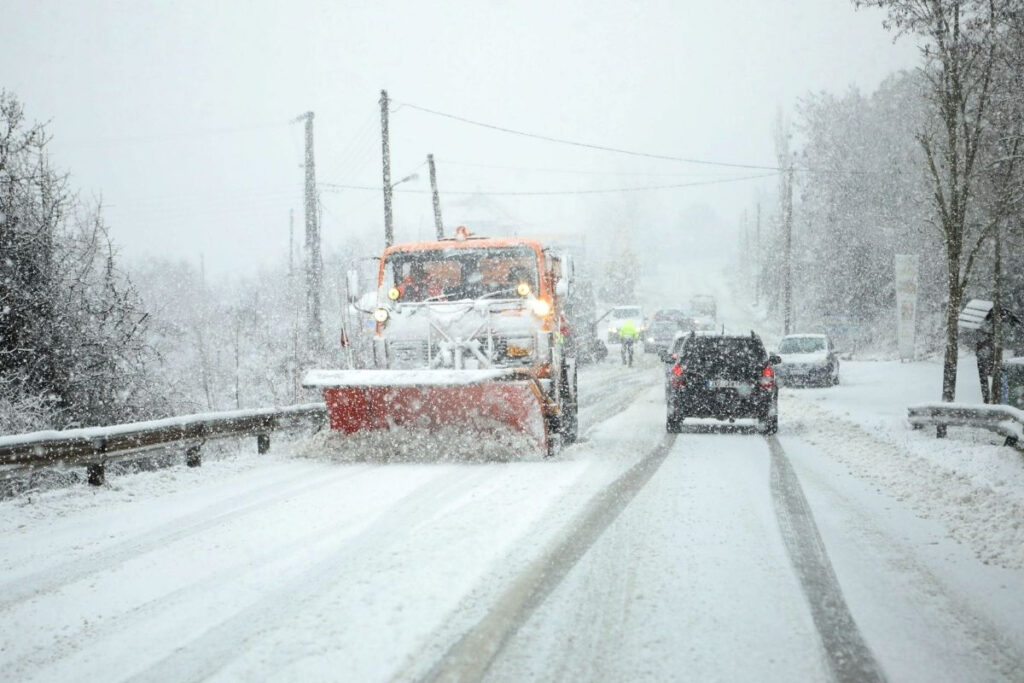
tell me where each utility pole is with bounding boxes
[297,111,322,354]
[380,89,394,247]
[428,153,444,239]
[783,164,794,335]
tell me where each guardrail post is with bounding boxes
[87,437,108,486]
[256,415,275,454]
[87,462,105,486]
[185,444,202,467]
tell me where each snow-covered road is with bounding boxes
[1,355,1023,681]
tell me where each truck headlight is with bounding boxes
[530,299,551,317]
[373,307,389,322]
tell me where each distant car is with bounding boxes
[649,307,688,325]
[689,294,717,321]
[643,316,696,354]
[692,316,718,332]
[606,305,643,342]
[775,334,839,387]
[661,331,780,434]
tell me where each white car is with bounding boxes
[775,334,840,386]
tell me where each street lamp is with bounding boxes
[393,172,420,187]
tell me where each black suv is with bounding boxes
[660,331,780,434]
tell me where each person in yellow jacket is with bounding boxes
[618,318,639,366]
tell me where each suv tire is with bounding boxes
[666,407,683,433]
[760,415,778,435]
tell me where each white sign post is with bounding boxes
[894,254,918,361]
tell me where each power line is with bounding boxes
[320,172,777,197]
[434,158,745,178]
[332,108,382,176]
[396,101,783,172]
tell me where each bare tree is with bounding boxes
[982,7,1024,401]
[855,0,1002,422]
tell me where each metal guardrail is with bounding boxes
[907,403,1024,450]
[0,403,327,485]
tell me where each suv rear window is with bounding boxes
[680,336,766,374]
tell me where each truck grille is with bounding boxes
[389,341,428,369]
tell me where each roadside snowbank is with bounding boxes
[783,358,1024,569]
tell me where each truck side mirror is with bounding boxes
[355,291,377,313]
[769,354,782,365]
[555,278,569,298]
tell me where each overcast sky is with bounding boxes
[1,1,919,281]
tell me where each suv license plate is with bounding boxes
[708,380,748,389]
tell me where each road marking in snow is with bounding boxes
[126,467,497,683]
[767,436,887,683]
[0,464,372,612]
[419,434,676,683]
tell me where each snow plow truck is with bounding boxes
[303,227,578,456]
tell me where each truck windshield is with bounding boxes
[383,246,539,302]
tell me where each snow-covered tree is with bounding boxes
[1,91,164,431]
[791,73,940,352]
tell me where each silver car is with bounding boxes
[775,334,840,386]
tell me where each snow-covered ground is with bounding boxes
[0,348,1022,681]
[783,357,1024,569]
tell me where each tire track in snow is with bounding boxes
[577,380,652,438]
[574,363,659,441]
[418,434,676,682]
[767,436,886,683]
[783,442,1024,681]
[3,496,391,678]
[126,466,497,683]
[0,463,372,611]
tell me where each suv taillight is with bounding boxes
[670,363,685,388]
[759,364,775,390]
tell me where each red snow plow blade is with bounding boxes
[303,369,549,454]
